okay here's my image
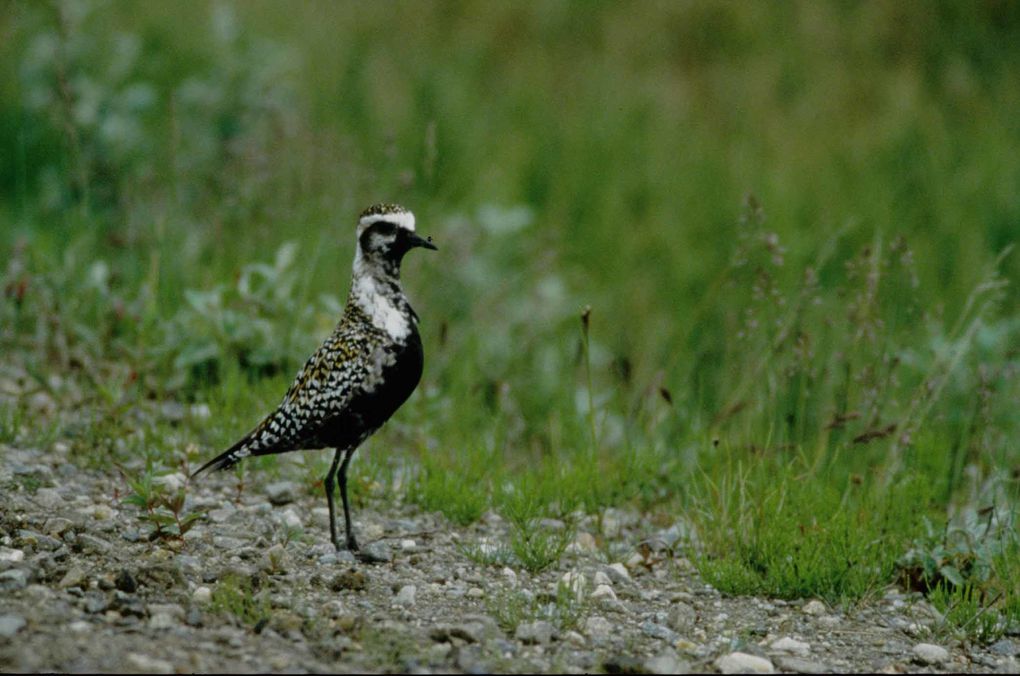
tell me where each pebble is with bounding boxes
[645,650,688,675]
[192,586,212,603]
[604,563,631,585]
[115,569,138,593]
[0,568,29,590]
[775,656,831,673]
[501,567,517,587]
[802,600,827,616]
[263,481,300,506]
[989,639,1020,657]
[0,614,26,638]
[68,620,91,633]
[279,509,302,530]
[771,637,811,656]
[399,539,417,551]
[591,584,618,603]
[393,584,417,607]
[33,488,64,509]
[516,620,554,645]
[912,643,949,665]
[572,532,597,552]
[669,601,696,633]
[641,621,679,644]
[126,652,174,674]
[0,548,25,565]
[58,565,87,589]
[583,615,613,640]
[593,571,612,587]
[714,651,775,674]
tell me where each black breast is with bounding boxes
[316,326,424,450]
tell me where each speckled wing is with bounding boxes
[191,316,383,475]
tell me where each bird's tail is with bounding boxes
[190,436,251,478]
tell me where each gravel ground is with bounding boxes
[2,443,1019,674]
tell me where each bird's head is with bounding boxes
[355,203,437,273]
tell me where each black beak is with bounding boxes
[409,233,438,251]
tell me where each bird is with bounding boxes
[191,203,436,557]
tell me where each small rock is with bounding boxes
[801,600,827,616]
[584,615,613,640]
[516,620,554,645]
[645,650,688,675]
[669,602,696,633]
[126,652,174,674]
[357,542,392,564]
[77,534,111,553]
[625,552,645,568]
[394,584,417,607]
[641,621,678,644]
[279,509,302,530]
[33,488,64,509]
[593,571,612,587]
[770,637,810,656]
[591,584,618,603]
[115,569,138,593]
[502,567,518,587]
[0,614,26,638]
[574,531,597,552]
[43,517,74,536]
[83,592,109,614]
[775,656,831,674]
[0,548,24,565]
[58,565,87,589]
[399,539,417,551]
[913,643,949,665]
[989,639,1020,657]
[264,481,300,506]
[604,563,631,585]
[68,620,91,633]
[192,586,212,604]
[148,613,176,630]
[714,652,775,674]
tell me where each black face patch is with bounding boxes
[360,221,398,253]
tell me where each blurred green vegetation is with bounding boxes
[1,0,1019,632]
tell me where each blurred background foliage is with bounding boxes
[1,0,1019,620]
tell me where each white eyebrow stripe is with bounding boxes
[358,211,415,235]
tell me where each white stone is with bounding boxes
[591,584,618,602]
[801,599,827,616]
[714,652,775,674]
[153,473,186,492]
[913,643,949,665]
[191,586,212,604]
[68,620,91,633]
[126,653,174,674]
[771,637,810,656]
[400,539,417,551]
[280,509,302,530]
[501,567,518,587]
[606,563,631,584]
[626,552,645,568]
[0,548,24,564]
[394,584,417,607]
[584,615,613,639]
[593,571,612,587]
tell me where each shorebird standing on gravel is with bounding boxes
[192,203,436,559]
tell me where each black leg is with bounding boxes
[324,448,343,551]
[338,449,358,551]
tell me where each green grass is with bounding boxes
[2,0,1020,643]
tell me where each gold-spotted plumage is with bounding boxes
[192,204,437,556]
